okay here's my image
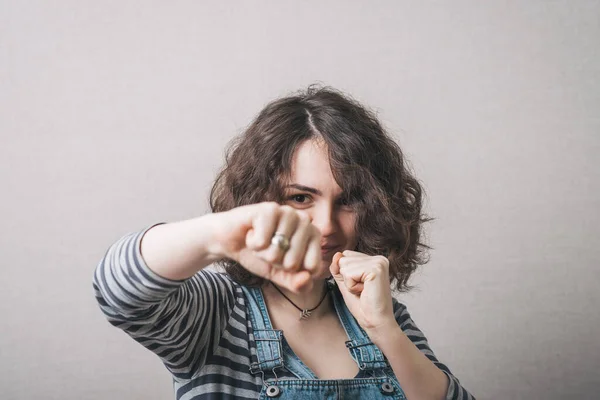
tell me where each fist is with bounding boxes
[214,202,325,293]
[329,250,395,331]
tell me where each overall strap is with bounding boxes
[241,285,285,375]
[330,281,389,371]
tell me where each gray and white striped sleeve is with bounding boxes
[93,225,237,380]
[393,299,476,400]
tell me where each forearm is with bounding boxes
[369,323,448,400]
[140,213,223,280]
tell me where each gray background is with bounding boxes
[1,1,599,399]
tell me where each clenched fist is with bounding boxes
[212,202,328,293]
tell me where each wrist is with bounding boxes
[366,317,401,346]
[191,213,227,263]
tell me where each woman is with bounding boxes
[93,86,475,399]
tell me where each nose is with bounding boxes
[308,205,337,237]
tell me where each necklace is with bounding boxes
[271,282,330,321]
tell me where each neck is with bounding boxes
[263,280,332,320]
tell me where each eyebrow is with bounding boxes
[284,184,323,196]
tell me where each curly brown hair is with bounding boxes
[210,85,430,292]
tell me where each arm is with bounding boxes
[93,204,325,377]
[93,221,237,379]
[138,214,224,280]
[368,300,476,400]
[329,252,475,400]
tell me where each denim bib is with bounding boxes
[242,281,406,399]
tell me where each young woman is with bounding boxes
[93,86,475,399]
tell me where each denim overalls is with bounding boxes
[242,281,407,399]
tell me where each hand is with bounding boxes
[213,202,325,293]
[329,250,396,333]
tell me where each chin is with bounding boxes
[315,263,333,280]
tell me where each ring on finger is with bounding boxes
[271,232,291,252]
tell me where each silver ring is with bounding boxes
[271,232,290,252]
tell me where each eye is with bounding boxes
[288,194,311,204]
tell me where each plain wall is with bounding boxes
[1,1,599,399]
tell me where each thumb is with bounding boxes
[330,252,363,298]
[329,252,361,309]
[329,252,344,282]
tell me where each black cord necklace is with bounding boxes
[271,282,330,321]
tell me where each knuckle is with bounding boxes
[296,218,310,233]
[263,202,279,214]
[280,205,294,215]
[264,251,279,264]
[296,211,310,223]
[375,255,389,267]
[303,258,316,271]
[284,258,300,271]
[253,233,268,247]
[278,205,297,223]
[282,256,293,269]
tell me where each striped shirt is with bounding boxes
[93,227,475,399]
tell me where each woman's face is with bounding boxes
[282,139,358,265]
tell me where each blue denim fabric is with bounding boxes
[243,281,407,399]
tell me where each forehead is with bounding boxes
[288,140,342,191]
[292,140,328,168]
